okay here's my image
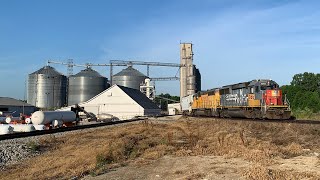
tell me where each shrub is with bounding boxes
[95,152,114,168]
[26,141,40,152]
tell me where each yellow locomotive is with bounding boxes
[181,79,291,120]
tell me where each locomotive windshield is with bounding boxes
[260,81,279,90]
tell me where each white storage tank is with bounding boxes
[33,125,46,130]
[11,124,35,132]
[31,111,76,125]
[97,113,114,122]
[25,118,32,124]
[0,124,13,134]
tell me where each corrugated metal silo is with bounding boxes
[27,66,67,109]
[68,67,109,105]
[112,66,147,90]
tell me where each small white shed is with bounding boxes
[168,103,181,115]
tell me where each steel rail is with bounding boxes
[185,116,320,125]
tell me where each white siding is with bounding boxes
[79,85,144,120]
[168,103,181,115]
[181,94,194,112]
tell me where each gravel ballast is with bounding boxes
[0,120,142,169]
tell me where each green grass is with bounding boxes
[292,108,320,120]
[26,141,40,153]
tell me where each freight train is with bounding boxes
[181,79,291,120]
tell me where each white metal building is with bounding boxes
[168,103,181,115]
[61,84,161,120]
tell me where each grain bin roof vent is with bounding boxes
[30,66,63,76]
[71,67,104,78]
[113,66,147,77]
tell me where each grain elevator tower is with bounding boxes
[180,43,197,99]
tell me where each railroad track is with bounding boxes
[186,116,320,125]
[2,117,318,141]
[0,119,142,141]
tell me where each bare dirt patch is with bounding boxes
[83,156,250,180]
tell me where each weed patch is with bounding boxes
[26,141,40,152]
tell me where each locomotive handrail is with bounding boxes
[284,94,291,110]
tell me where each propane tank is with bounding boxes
[11,124,35,132]
[25,118,32,124]
[0,124,13,134]
[52,119,63,127]
[31,111,76,125]
[33,125,46,130]
[5,117,11,124]
[97,113,114,121]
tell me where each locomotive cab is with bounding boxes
[259,80,283,106]
[257,80,291,119]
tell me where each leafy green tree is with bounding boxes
[282,72,320,113]
[291,72,320,92]
[153,93,180,110]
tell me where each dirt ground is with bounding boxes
[83,154,320,180]
[83,156,250,180]
[1,116,320,180]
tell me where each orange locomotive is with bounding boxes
[182,79,291,120]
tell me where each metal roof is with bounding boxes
[30,66,64,76]
[71,67,105,78]
[0,97,35,107]
[117,85,159,109]
[113,66,147,77]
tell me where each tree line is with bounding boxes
[281,72,320,113]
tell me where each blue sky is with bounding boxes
[1,0,320,99]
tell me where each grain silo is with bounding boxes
[27,66,67,109]
[67,67,109,105]
[112,66,147,90]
